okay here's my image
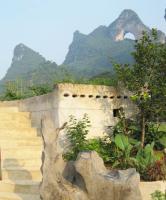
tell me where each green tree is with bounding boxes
[115,29,166,148]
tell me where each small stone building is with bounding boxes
[18,83,136,138]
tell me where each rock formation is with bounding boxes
[40,116,142,200]
[109,9,165,42]
[40,115,88,200]
[75,151,142,200]
[63,9,165,77]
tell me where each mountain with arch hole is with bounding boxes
[63,9,165,77]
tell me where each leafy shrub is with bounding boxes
[136,143,156,167]
[144,123,166,150]
[28,84,53,96]
[63,114,90,161]
[111,134,137,169]
[1,85,24,100]
[129,142,166,181]
[151,190,166,200]
[84,138,111,162]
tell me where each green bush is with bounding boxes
[151,190,166,200]
[85,138,112,163]
[1,85,24,100]
[28,84,53,96]
[63,115,166,181]
[144,123,166,150]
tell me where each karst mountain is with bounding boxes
[0,9,165,91]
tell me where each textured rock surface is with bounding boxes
[75,151,142,200]
[40,115,88,200]
[109,9,165,42]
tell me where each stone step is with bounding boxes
[2,158,42,169]
[0,180,40,194]
[0,139,42,148]
[0,112,30,121]
[2,148,42,160]
[0,129,40,139]
[0,192,40,200]
[0,107,19,113]
[0,121,32,129]
[2,168,42,181]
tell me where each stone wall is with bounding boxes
[2,83,136,138]
[57,83,136,138]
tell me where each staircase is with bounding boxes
[0,106,42,200]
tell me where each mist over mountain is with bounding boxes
[0,9,165,91]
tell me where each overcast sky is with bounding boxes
[0,0,165,79]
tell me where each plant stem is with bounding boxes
[141,112,145,148]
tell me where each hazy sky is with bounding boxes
[0,0,165,79]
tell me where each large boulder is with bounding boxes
[75,151,142,200]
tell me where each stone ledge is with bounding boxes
[140,181,166,200]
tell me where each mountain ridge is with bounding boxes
[63,9,165,77]
[0,9,165,92]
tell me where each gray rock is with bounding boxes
[75,151,142,200]
[40,115,88,200]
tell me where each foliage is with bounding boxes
[110,114,166,180]
[63,115,166,181]
[145,159,166,181]
[84,138,111,162]
[115,29,166,147]
[0,83,25,100]
[112,108,140,137]
[112,134,137,169]
[128,121,166,150]
[151,190,166,200]
[135,142,159,179]
[144,123,166,150]
[63,114,90,161]
[0,80,54,101]
[28,84,53,96]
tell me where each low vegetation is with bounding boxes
[151,190,166,200]
[0,82,53,101]
[63,114,166,182]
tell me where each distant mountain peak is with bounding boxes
[13,43,28,62]
[2,44,46,81]
[109,9,165,42]
[16,43,27,48]
[119,9,139,18]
